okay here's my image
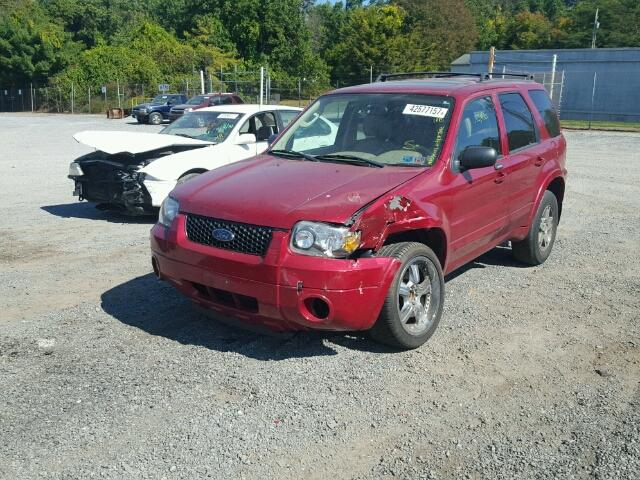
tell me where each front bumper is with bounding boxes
[150,215,400,331]
[70,173,154,215]
[132,112,149,121]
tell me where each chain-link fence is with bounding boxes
[0,68,326,114]
[7,65,638,126]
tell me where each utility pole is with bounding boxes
[488,47,496,77]
[591,9,599,49]
[200,70,205,94]
[369,65,373,83]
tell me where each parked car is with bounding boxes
[151,72,567,349]
[68,105,303,215]
[169,93,244,122]
[131,94,188,125]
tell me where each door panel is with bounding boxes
[497,92,542,229]
[448,167,509,265]
[448,96,509,266]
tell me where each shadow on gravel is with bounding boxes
[101,273,398,359]
[42,203,156,224]
[445,245,526,282]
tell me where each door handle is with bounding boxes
[534,156,544,167]
[494,171,506,184]
[494,162,504,170]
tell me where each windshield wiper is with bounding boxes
[314,154,385,168]
[173,133,193,138]
[269,149,319,162]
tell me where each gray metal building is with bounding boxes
[451,48,640,122]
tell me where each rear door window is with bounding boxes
[528,90,561,137]
[498,93,538,152]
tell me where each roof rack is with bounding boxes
[376,72,483,82]
[375,71,534,83]
[483,72,534,80]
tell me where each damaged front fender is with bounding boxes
[351,192,447,254]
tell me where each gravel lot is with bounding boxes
[1,113,638,479]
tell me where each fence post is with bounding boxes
[71,82,74,114]
[589,72,597,129]
[88,87,91,113]
[30,83,34,112]
[550,54,557,100]
[259,67,264,108]
[234,65,238,93]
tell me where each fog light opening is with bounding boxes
[305,297,330,320]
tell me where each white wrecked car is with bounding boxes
[67,105,304,215]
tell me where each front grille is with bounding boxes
[185,214,274,256]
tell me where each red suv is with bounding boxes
[150,72,566,349]
[169,93,243,122]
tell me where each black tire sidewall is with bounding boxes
[373,243,445,349]
[531,191,559,264]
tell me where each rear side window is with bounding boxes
[453,96,502,165]
[498,93,538,151]
[528,90,561,137]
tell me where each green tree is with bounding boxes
[327,4,419,85]
[395,0,479,69]
[566,0,640,48]
[0,2,80,84]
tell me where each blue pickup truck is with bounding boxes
[131,94,188,125]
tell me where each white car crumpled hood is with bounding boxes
[73,131,213,155]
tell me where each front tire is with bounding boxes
[370,242,444,349]
[148,112,163,125]
[512,191,558,265]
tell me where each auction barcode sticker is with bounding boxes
[403,104,448,119]
[218,113,239,119]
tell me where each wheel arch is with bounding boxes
[382,227,448,270]
[546,176,565,220]
[179,168,208,179]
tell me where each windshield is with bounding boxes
[151,95,170,104]
[160,111,241,142]
[271,93,453,167]
[186,95,206,105]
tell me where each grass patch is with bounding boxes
[562,119,640,132]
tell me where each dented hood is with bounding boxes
[73,131,213,155]
[175,154,423,229]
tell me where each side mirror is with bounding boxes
[235,133,256,145]
[459,146,498,170]
[267,133,278,145]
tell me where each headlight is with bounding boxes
[291,221,361,258]
[68,162,84,177]
[185,107,193,112]
[158,196,179,228]
[139,108,148,113]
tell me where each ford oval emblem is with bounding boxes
[212,228,235,242]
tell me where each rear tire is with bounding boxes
[149,112,163,125]
[512,190,558,265]
[370,242,444,349]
